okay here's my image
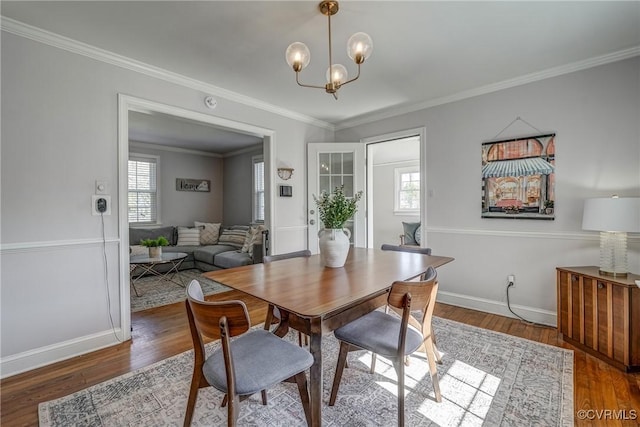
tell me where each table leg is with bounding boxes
[309,317,323,427]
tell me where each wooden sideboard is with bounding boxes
[557,266,640,371]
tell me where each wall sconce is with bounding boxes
[277,168,294,180]
[582,195,640,277]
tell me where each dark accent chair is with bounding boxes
[328,268,442,427]
[184,280,313,426]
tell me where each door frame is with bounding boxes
[117,94,275,340]
[362,127,427,248]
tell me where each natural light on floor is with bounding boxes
[358,351,501,426]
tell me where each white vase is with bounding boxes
[149,246,162,258]
[318,228,351,268]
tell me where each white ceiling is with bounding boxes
[128,111,263,154]
[3,1,639,150]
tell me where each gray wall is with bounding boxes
[337,57,640,324]
[223,147,263,225]
[129,143,224,227]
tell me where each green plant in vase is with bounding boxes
[140,236,169,258]
[313,186,363,267]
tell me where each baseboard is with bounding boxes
[437,290,557,327]
[0,328,125,379]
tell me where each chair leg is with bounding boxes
[221,394,227,407]
[424,336,442,402]
[227,394,241,426]
[370,353,377,373]
[294,372,312,426]
[261,390,268,405]
[432,324,443,364]
[183,370,201,427]
[329,342,350,406]
[264,304,275,331]
[394,360,406,427]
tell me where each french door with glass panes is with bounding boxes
[307,143,365,253]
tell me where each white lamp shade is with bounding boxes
[582,197,640,232]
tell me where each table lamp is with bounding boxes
[582,196,640,277]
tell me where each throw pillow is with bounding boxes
[415,225,422,245]
[218,228,247,249]
[176,227,201,246]
[402,222,420,246]
[194,221,221,245]
[242,225,265,253]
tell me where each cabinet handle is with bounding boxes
[597,282,604,289]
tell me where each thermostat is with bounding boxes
[279,185,292,197]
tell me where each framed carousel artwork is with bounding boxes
[481,133,555,220]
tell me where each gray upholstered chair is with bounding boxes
[379,244,442,368]
[184,280,313,426]
[263,250,312,346]
[328,268,442,427]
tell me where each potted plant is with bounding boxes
[544,200,554,214]
[313,185,363,268]
[140,236,169,258]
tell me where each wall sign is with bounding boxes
[176,178,210,192]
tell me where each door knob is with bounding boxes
[310,210,315,214]
[310,219,315,225]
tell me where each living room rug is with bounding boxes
[39,317,573,426]
[130,269,229,312]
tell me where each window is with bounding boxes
[252,156,265,223]
[395,166,420,213]
[128,154,159,224]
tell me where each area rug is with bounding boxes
[38,317,573,426]
[130,269,229,312]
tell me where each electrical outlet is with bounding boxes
[92,195,111,215]
[508,274,515,287]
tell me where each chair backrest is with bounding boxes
[263,249,311,263]
[387,271,439,350]
[186,280,251,342]
[380,243,432,255]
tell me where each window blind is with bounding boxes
[128,156,158,224]
[253,159,265,222]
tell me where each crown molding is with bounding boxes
[335,46,640,131]
[0,16,334,131]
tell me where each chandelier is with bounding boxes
[285,0,373,99]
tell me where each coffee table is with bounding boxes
[129,252,188,297]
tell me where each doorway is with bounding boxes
[117,94,275,340]
[363,128,426,249]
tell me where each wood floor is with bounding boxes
[2,290,639,426]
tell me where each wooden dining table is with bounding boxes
[202,247,454,426]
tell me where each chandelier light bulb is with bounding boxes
[347,32,373,64]
[326,64,348,85]
[286,42,311,72]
